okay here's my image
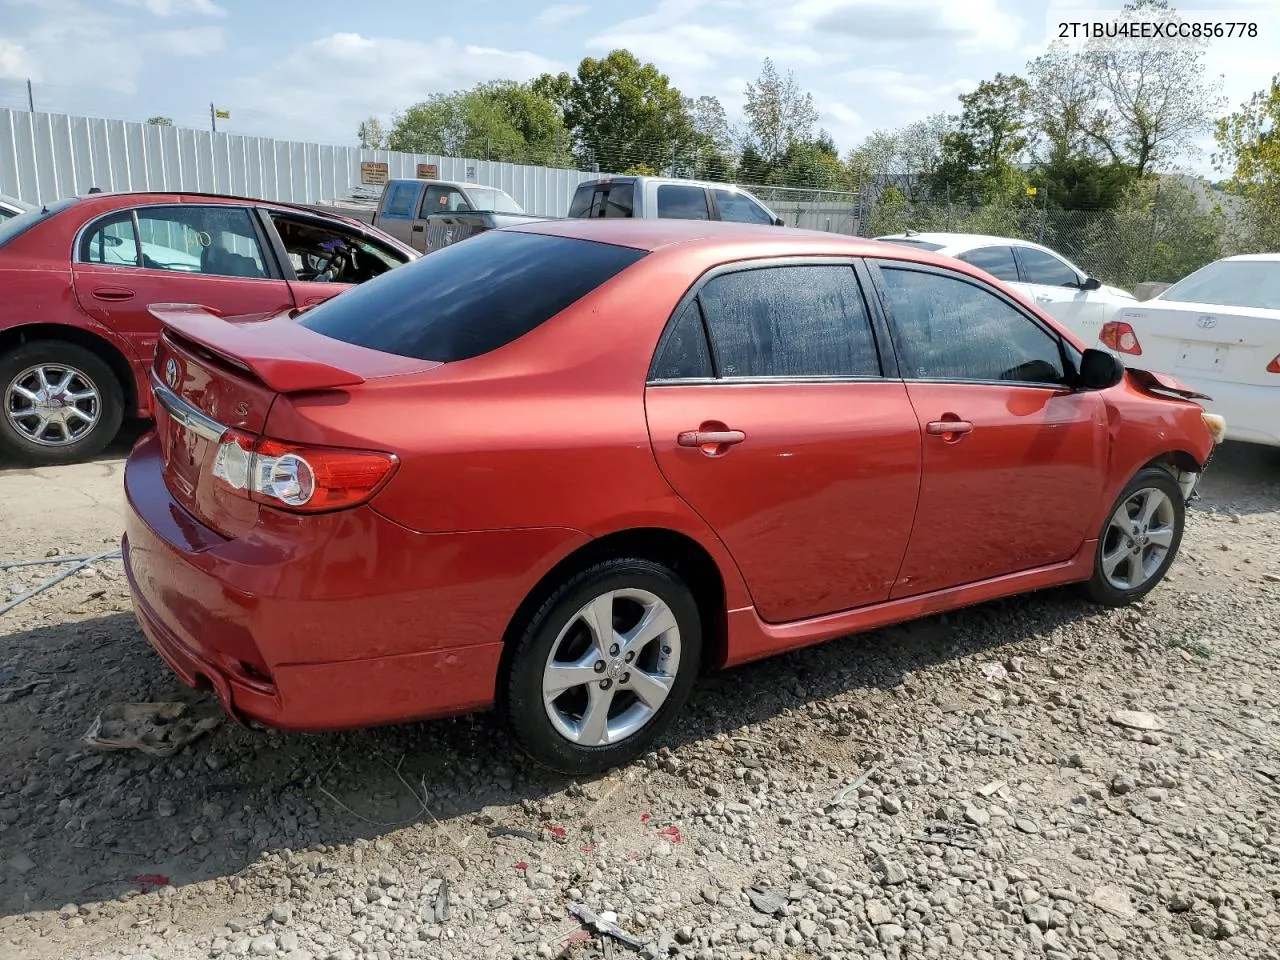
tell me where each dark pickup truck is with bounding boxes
[365,179,545,254]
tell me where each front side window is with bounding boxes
[382,183,420,218]
[420,186,472,215]
[656,184,710,221]
[955,245,1020,282]
[300,231,646,362]
[696,265,880,379]
[878,266,1066,385]
[1017,247,1080,287]
[269,214,405,284]
[465,187,524,214]
[133,206,267,277]
[714,189,774,225]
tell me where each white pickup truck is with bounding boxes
[567,176,785,225]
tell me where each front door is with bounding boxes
[1014,245,1105,341]
[71,204,293,368]
[869,260,1108,598]
[645,262,922,623]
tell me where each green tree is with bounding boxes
[147,116,173,126]
[742,58,818,170]
[386,81,566,164]
[1214,74,1280,252]
[771,131,845,194]
[356,117,386,149]
[847,115,947,201]
[562,50,697,173]
[1026,0,1224,176]
[929,73,1031,203]
[1033,149,1135,210]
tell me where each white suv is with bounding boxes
[875,231,1136,343]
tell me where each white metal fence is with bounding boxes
[0,108,598,217]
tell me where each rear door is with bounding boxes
[371,181,423,247]
[868,258,1107,597]
[72,203,293,367]
[645,260,922,623]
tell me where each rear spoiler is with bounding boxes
[1125,367,1213,403]
[148,303,366,393]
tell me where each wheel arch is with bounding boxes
[0,323,141,414]
[498,527,732,691]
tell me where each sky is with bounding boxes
[1,0,1278,175]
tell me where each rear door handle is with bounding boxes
[926,419,973,438]
[412,224,424,232]
[91,286,135,302]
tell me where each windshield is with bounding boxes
[0,197,79,250]
[875,237,944,252]
[1158,259,1280,310]
[465,187,524,214]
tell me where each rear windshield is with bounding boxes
[299,230,646,362]
[0,197,78,250]
[874,237,945,252]
[1158,259,1280,310]
[569,182,634,218]
[466,187,524,214]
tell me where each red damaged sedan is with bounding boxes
[122,219,1224,773]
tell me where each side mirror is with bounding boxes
[1081,276,1102,291]
[1079,347,1125,390]
[773,216,785,227]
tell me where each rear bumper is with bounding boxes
[1178,376,1280,447]
[123,431,587,731]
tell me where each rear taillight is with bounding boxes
[1268,354,1280,374]
[211,430,397,513]
[1100,321,1143,355]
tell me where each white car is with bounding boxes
[0,193,35,221]
[874,231,1136,342]
[1101,254,1280,447]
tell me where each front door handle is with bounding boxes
[926,419,973,441]
[412,224,424,232]
[677,426,745,457]
[92,286,135,302]
[1035,294,1052,303]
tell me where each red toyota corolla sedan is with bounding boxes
[122,219,1225,774]
[0,192,416,465]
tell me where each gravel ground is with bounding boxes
[1,439,1278,960]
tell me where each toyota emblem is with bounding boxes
[164,357,180,389]
[1196,315,1218,329]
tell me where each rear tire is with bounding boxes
[1082,466,1185,607]
[0,341,124,466]
[501,558,702,775]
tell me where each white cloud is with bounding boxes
[779,0,1025,53]
[148,25,224,55]
[114,0,225,16]
[229,33,565,143]
[586,22,832,74]
[534,3,589,26]
[0,38,33,78]
[833,66,973,108]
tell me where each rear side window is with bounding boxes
[696,265,881,378]
[299,231,646,362]
[381,183,420,218]
[657,184,710,220]
[569,183,634,218]
[651,301,713,380]
[955,246,1019,282]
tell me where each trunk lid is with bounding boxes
[148,304,437,537]
[1116,301,1280,387]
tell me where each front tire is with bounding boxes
[0,341,124,466]
[501,558,702,775]
[1083,466,1186,606]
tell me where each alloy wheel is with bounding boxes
[1100,486,1177,591]
[541,588,682,746]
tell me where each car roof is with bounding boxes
[1216,253,1280,263]
[877,231,1053,253]
[508,217,934,257]
[0,193,35,211]
[575,175,758,193]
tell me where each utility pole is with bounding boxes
[26,79,34,112]
[210,102,217,133]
